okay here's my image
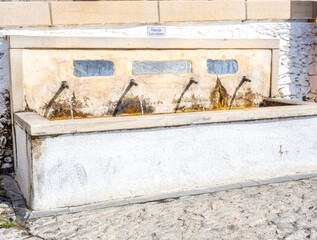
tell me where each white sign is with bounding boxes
[147,27,166,37]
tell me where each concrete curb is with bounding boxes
[1,172,317,220]
[0,175,30,220]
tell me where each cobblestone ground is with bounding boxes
[0,178,317,240]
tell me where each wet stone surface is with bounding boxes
[0,177,317,239]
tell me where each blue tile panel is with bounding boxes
[132,61,191,75]
[73,60,114,77]
[207,59,238,75]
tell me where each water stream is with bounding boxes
[66,88,74,120]
[249,81,259,107]
[229,76,253,110]
[137,86,144,115]
[196,84,206,112]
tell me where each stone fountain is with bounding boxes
[8,36,317,213]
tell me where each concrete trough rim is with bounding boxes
[14,98,317,136]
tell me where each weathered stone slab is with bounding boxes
[291,1,314,19]
[247,0,291,20]
[51,2,159,25]
[0,2,51,27]
[256,176,293,185]
[239,181,259,187]
[159,1,246,22]
[289,172,317,180]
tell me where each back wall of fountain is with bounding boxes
[23,48,271,119]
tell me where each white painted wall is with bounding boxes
[30,116,317,210]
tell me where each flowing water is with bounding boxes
[66,88,74,119]
[137,87,144,115]
[196,84,206,112]
[249,81,259,107]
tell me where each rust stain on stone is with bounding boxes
[260,99,292,107]
[43,93,90,120]
[230,88,259,109]
[23,49,272,119]
[108,96,155,116]
[210,77,229,110]
[173,94,205,113]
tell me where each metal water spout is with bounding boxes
[61,81,70,89]
[44,81,72,118]
[190,77,198,85]
[112,79,142,116]
[174,77,199,112]
[239,75,259,107]
[229,76,252,110]
[129,79,139,87]
[241,76,251,84]
[129,79,144,115]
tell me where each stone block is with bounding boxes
[271,49,280,97]
[239,181,259,187]
[0,2,51,27]
[248,0,313,19]
[314,1,317,18]
[159,1,246,22]
[289,172,317,180]
[291,1,313,19]
[256,176,293,185]
[51,1,158,26]
[9,49,24,113]
[201,183,242,193]
[247,0,291,20]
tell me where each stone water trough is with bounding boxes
[8,36,317,211]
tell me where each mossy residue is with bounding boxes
[210,77,229,110]
[173,94,205,113]
[108,96,155,116]
[230,88,259,109]
[39,79,265,121]
[44,93,90,120]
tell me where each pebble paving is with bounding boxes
[0,178,316,240]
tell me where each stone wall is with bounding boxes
[1,1,316,27]
[0,39,12,174]
[0,20,316,173]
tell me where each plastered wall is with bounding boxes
[22,49,271,119]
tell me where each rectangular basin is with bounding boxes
[13,98,317,210]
